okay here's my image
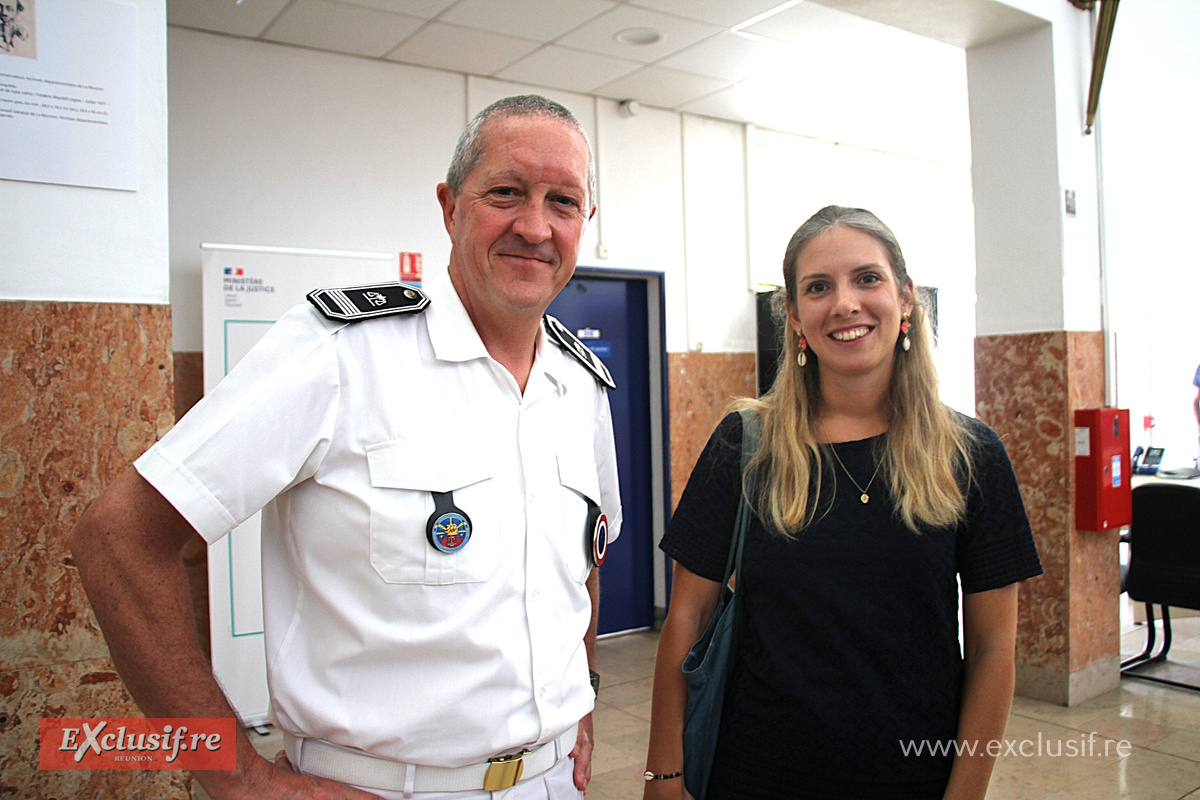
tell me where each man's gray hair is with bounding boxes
[445,95,596,207]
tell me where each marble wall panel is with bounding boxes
[1065,331,1117,673]
[0,301,191,798]
[975,331,1116,693]
[173,350,204,424]
[977,332,1070,671]
[0,301,174,671]
[0,657,190,798]
[667,352,756,510]
[1067,331,1105,411]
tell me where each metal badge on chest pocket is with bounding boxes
[365,437,499,585]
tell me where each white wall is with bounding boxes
[681,115,752,355]
[168,27,977,374]
[167,30,462,350]
[985,0,1200,464]
[968,0,1200,462]
[970,0,1106,337]
[968,24,1067,337]
[1101,1,1200,466]
[0,0,168,305]
[593,100,687,350]
[1054,5,1104,334]
[745,129,977,413]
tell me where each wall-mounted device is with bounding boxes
[1074,408,1132,532]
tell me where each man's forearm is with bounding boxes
[69,468,270,796]
[584,568,600,666]
[70,470,232,716]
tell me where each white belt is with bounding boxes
[285,727,575,795]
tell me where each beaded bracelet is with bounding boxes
[643,770,682,781]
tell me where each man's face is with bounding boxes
[438,115,594,324]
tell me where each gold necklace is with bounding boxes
[827,443,884,504]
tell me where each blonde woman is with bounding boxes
[644,206,1041,800]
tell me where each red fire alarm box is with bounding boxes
[1074,408,1132,532]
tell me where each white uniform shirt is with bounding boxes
[136,271,622,767]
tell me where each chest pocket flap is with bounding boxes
[367,438,493,492]
[366,436,499,585]
[556,437,602,584]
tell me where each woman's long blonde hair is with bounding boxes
[737,206,974,535]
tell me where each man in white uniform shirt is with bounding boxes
[69,95,621,800]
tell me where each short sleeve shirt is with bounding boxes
[662,411,1041,797]
[136,270,622,767]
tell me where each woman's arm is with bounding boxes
[643,563,723,800]
[942,583,1019,800]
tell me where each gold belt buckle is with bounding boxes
[483,749,529,791]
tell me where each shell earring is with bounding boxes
[797,330,808,367]
[900,312,912,352]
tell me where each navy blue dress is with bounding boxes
[662,412,1042,799]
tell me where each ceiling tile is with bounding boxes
[440,0,617,43]
[656,31,777,82]
[626,0,796,29]
[496,45,642,95]
[741,0,887,44]
[813,0,1044,49]
[264,0,426,58]
[555,5,722,64]
[386,21,540,75]
[594,65,731,109]
[337,0,459,18]
[169,0,981,154]
[168,0,292,38]
[678,84,757,125]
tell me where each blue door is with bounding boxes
[548,271,656,634]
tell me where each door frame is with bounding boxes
[568,267,672,635]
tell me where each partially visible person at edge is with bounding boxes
[643,205,1042,800]
[1192,362,1200,465]
[69,94,621,800]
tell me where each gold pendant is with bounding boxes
[860,493,869,504]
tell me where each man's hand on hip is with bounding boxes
[570,713,595,792]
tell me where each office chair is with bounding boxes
[1121,483,1200,691]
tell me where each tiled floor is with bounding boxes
[215,604,1200,800]
[586,610,1200,800]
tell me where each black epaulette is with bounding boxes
[544,314,616,390]
[307,282,430,322]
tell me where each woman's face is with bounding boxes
[786,226,913,383]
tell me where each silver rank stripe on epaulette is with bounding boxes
[544,315,616,390]
[307,282,430,322]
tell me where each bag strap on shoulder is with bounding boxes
[721,409,759,585]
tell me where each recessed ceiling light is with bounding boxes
[613,27,663,46]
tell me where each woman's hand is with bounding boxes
[642,775,690,800]
[642,564,722,800]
